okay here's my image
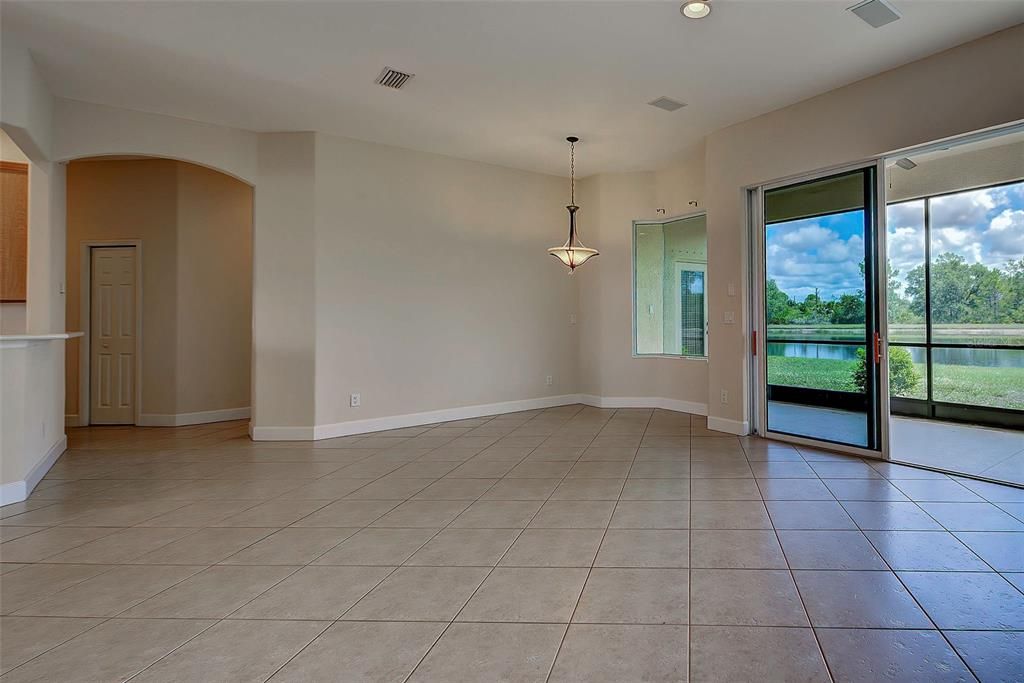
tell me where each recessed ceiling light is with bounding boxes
[648,96,687,112]
[680,1,711,19]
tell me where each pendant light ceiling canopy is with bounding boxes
[548,136,598,273]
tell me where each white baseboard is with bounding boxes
[138,407,250,427]
[0,435,67,506]
[579,394,708,416]
[706,416,750,436]
[312,394,583,441]
[251,394,584,442]
[249,394,745,442]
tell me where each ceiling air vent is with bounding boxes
[376,67,414,89]
[848,0,901,28]
[648,96,687,112]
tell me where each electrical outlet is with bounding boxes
[720,390,728,404]
[545,375,553,386]
[350,393,361,408]
[724,311,735,324]
[569,313,577,325]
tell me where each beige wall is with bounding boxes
[578,143,709,409]
[176,162,253,414]
[65,158,252,421]
[251,133,317,432]
[703,24,1024,431]
[311,134,578,428]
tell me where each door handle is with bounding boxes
[873,332,881,364]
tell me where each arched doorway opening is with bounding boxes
[63,155,255,435]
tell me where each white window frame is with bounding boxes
[631,210,708,361]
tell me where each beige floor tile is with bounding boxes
[220,527,359,565]
[133,500,260,526]
[277,478,375,499]
[410,623,564,682]
[550,479,624,501]
[619,478,689,500]
[628,461,692,478]
[133,526,277,564]
[0,527,119,562]
[817,629,974,683]
[231,565,391,619]
[457,567,588,623]
[594,529,688,568]
[266,621,447,682]
[794,570,931,628]
[313,527,438,566]
[133,619,327,682]
[369,500,470,528]
[690,569,808,627]
[212,499,332,526]
[500,529,603,568]
[610,501,689,529]
[690,500,771,529]
[777,530,888,569]
[690,626,830,682]
[0,616,104,674]
[549,624,688,682]
[448,500,542,528]
[0,618,213,683]
[480,478,561,500]
[690,478,761,500]
[291,499,400,527]
[0,564,112,614]
[766,500,857,530]
[406,528,520,566]
[122,565,297,618]
[56,500,189,526]
[15,564,204,617]
[412,478,497,500]
[574,568,688,624]
[344,478,437,500]
[42,527,197,564]
[529,500,616,529]
[0,527,45,543]
[691,529,787,569]
[343,566,489,621]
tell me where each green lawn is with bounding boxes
[767,356,1024,410]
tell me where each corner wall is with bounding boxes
[309,134,579,436]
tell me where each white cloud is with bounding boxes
[779,224,835,249]
[986,208,1024,259]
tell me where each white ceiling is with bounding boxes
[4,1,1023,176]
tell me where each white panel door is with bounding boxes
[91,246,137,424]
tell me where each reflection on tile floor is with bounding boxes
[892,416,1024,487]
[768,402,1024,487]
[1,405,1023,681]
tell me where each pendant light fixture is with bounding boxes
[548,136,598,273]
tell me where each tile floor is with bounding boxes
[1,405,1023,681]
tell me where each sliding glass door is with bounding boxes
[755,166,884,450]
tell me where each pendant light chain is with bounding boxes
[570,139,575,205]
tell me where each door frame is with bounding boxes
[77,240,143,427]
[748,159,891,460]
[675,261,709,356]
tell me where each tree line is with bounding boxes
[767,254,1024,326]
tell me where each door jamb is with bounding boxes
[78,240,143,427]
[747,160,887,458]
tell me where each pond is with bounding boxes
[768,343,1024,368]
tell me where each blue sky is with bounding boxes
[766,210,866,301]
[767,181,1024,302]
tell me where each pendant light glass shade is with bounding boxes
[549,137,598,273]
